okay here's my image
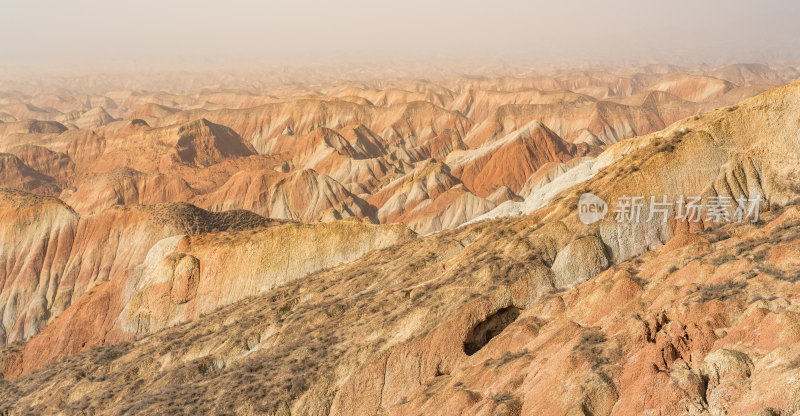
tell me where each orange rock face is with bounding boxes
[452,121,594,197]
[62,167,196,215]
[1,65,800,415]
[0,65,790,234]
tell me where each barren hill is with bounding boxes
[2,67,800,415]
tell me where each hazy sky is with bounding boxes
[2,0,799,71]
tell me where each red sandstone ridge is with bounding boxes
[463,100,669,147]
[62,167,197,215]
[0,189,412,360]
[127,103,180,125]
[362,159,498,234]
[155,99,472,155]
[195,168,373,222]
[164,118,257,167]
[56,106,117,129]
[1,66,800,415]
[447,89,594,123]
[0,119,67,135]
[448,121,594,197]
[0,153,62,196]
[648,74,736,102]
[3,200,800,414]
[6,144,76,186]
[0,66,790,234]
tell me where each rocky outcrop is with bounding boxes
[448,121,589,197]
[403,184,496,234]
[0,195,277,346]
[127,103,180,125]
[56,107,117,129]
[551,236,609,289]
[479,80,800,260]
[448,88,594,122]
[648,74,736,102]
[6,144,76,187]
[196,168,373,222]
[0,67,787,236]
[121,219,415,335]
[0,119,67,136]
[369,159,461,222]
[4,198,800,414]
[0,153,62,196]
[62,167,196,215]
[2,70,800,415]
[0,190,78,343]
[463,100,668,147]
[157,99,472,155]
[363,159,502,233]
[164,118,257,167]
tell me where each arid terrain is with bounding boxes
[0,63,799,415]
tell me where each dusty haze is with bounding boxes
[2,0,800,73]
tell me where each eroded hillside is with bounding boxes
[0,70,799,415]
[0,64,794,235]
[1,184,799,415]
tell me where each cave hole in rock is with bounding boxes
[463,306,521,356]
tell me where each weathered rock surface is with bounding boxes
[2,67,800,415]
[0,193,414,373]
[62,167,196,215]
[0,153,62,196]
[551,236,609,288]
[3,200,800,415]
[0,66,789,234]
